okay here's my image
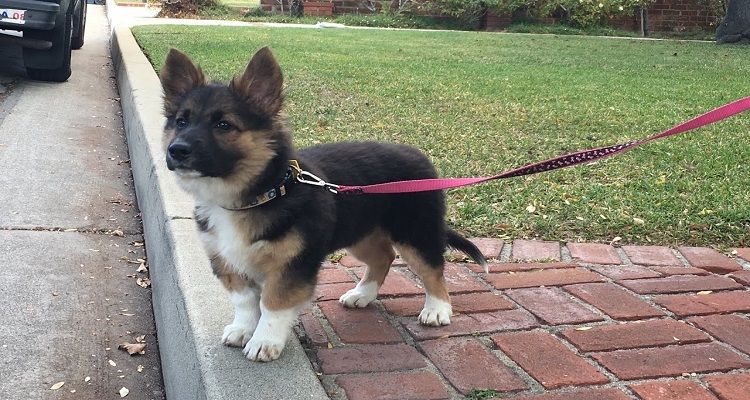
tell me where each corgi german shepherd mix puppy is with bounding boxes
[160,47,487,362]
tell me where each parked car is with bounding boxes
[0,0,86,81]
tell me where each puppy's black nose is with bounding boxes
[168,140,192,162]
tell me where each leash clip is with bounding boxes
[289,160,340,194]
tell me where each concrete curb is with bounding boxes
[110,20,329,400]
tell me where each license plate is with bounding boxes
[0,8,25,25]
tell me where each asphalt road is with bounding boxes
[0,5,165,399]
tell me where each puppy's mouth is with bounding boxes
[174,168,204,178]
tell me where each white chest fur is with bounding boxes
[196,205,268,283]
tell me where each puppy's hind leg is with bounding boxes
[396,244,452,326]
[339,230,395,308]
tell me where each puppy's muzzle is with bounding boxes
[167,139,193,170]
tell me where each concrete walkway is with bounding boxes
[306,242,750,399]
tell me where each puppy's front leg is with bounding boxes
[211,257,262,347]
[222,287,261,347]
[243,281,313,362]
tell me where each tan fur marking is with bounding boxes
[211,256,254,292]
[262,280,314,311]
[347,229,396,286]
[396,245,450,302]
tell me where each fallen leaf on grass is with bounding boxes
[119,387,129,397]
[50,382,65,390]
[136,277,151,288]
[119,342,146,355]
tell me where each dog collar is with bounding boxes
[220,165,297,211]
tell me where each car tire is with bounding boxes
[25,13,73,82]
[72,0,86,50]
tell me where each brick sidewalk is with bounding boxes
[295,240,750,400]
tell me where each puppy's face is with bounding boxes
[159,48,284,184]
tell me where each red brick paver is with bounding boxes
[512,388,631,400]
[564,282,664,320]
[654,291,750,316]
[420,337,527,394]
[623,245,681,266]
[729,270,750,285]
[318,300,402,344]
[688,314,750,355]
[589,264,661,280]
[468,237,504,259]
[512,239,561,261]
[404,309,538,340]
[591,342,750,380]
[381,292,515,317]
[648,265,710,276]
[704,373,750,400]
[297,241,750,400]
[467,262,576,274]
[299,309,328,346]
[735,248,750,262]
[562,319,710,351]
[507,287,604,325]
[317,344,425,374]
[678,246,742,274]
[352,267,424,297]
[619,275,742,294]
[630,380,719,400]
[567,242,622,265]
[492,330,609,389]
[318,268,354,284]
[486,267,604,289]
[335,372,448,400]
[440,263,487,293]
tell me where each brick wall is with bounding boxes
[485,1,718,32]
[646,0,718,31]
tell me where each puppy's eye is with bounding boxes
[175,118,188,129]
[216,121,233,132]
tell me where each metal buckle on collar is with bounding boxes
[289,160,340,194]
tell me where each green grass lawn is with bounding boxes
[215,0,259,9]
[132,25,750,247]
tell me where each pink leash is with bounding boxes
[330,96,750,195]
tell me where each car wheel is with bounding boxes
[25,13,73,82]
[72,0,86,50]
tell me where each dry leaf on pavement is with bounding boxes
[118,342,146,356]
[136,278,151,288]
[50,382,65,390]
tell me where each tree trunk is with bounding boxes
[716,0,750,43]
[290,0,303,16]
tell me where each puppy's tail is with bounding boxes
[447,229,489,273]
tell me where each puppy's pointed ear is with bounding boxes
[230,47,284,119]
[160,48,205,115]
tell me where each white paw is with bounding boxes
[339,281,379,308]
[418,297,452,326]
[243,337,285,362]
[221,323,255,347]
